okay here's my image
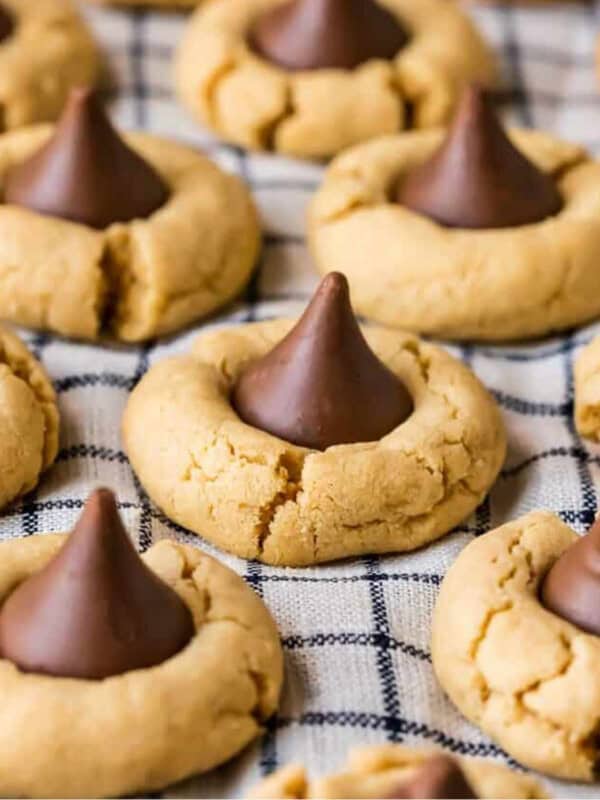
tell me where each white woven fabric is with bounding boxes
[11,3,600,797]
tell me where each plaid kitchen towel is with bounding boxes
[11,2,600,797]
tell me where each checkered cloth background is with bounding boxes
[10,2,600,797]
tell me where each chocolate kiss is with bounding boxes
[541,517,600,636]
[397,85,563,229]
[389,756,477,799]
[233,272,413,450]
[4,87,169,229]
[249,0,409,71]
[0,489,194,679]
[0,4,15,44]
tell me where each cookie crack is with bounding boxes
[469,599,514,705]
[203,52,294,153]
[402,339,431,383]
[402,341,463,425]
[182,431,308,558]
[408,339,504,496]
[194,645,275,730]
[246,664,273,724]
[256,85,293,151]
[518,633,574,700]
[255,452,306,555]
[542,247,575,316]
[183,446,220,484]
[218,630,277,724]
[341,518,386,531]
[204,58,238,129]
[467,530,531,704]
[96,232,131,337]
[183,429,281,483]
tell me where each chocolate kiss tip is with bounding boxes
[4,86,169,230]
[0,4,14,44]
[0,488,194,680]
[249,0,409,72]
[397,83,563,230]
[233,271,414,450]
[388,756,477,799]
[541,516,600,636]
[319,270,349,295]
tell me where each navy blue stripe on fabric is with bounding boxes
[247,560,279,776]
[282,632,431,662]
[462,347,491,536]
[501,447,600,479]
[129,344,154,551]
[54,373,135,393]
[490,390,569,417]
[562,334,598,527]
[56,445,129,465]
[241,572,443,586]
[272,712,519,765]
[363,556,404,743]
[130,10,148,128]
[21,333,50,537]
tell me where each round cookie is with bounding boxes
[0,324,58,509]
[0,0,101,130]
[249,745,548,799]
[432,511,600,781]
[174,0,497,160]
[123,320,506,566]
[0,526,283,797]
[0,98,260,343]
[309,126,600,340]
